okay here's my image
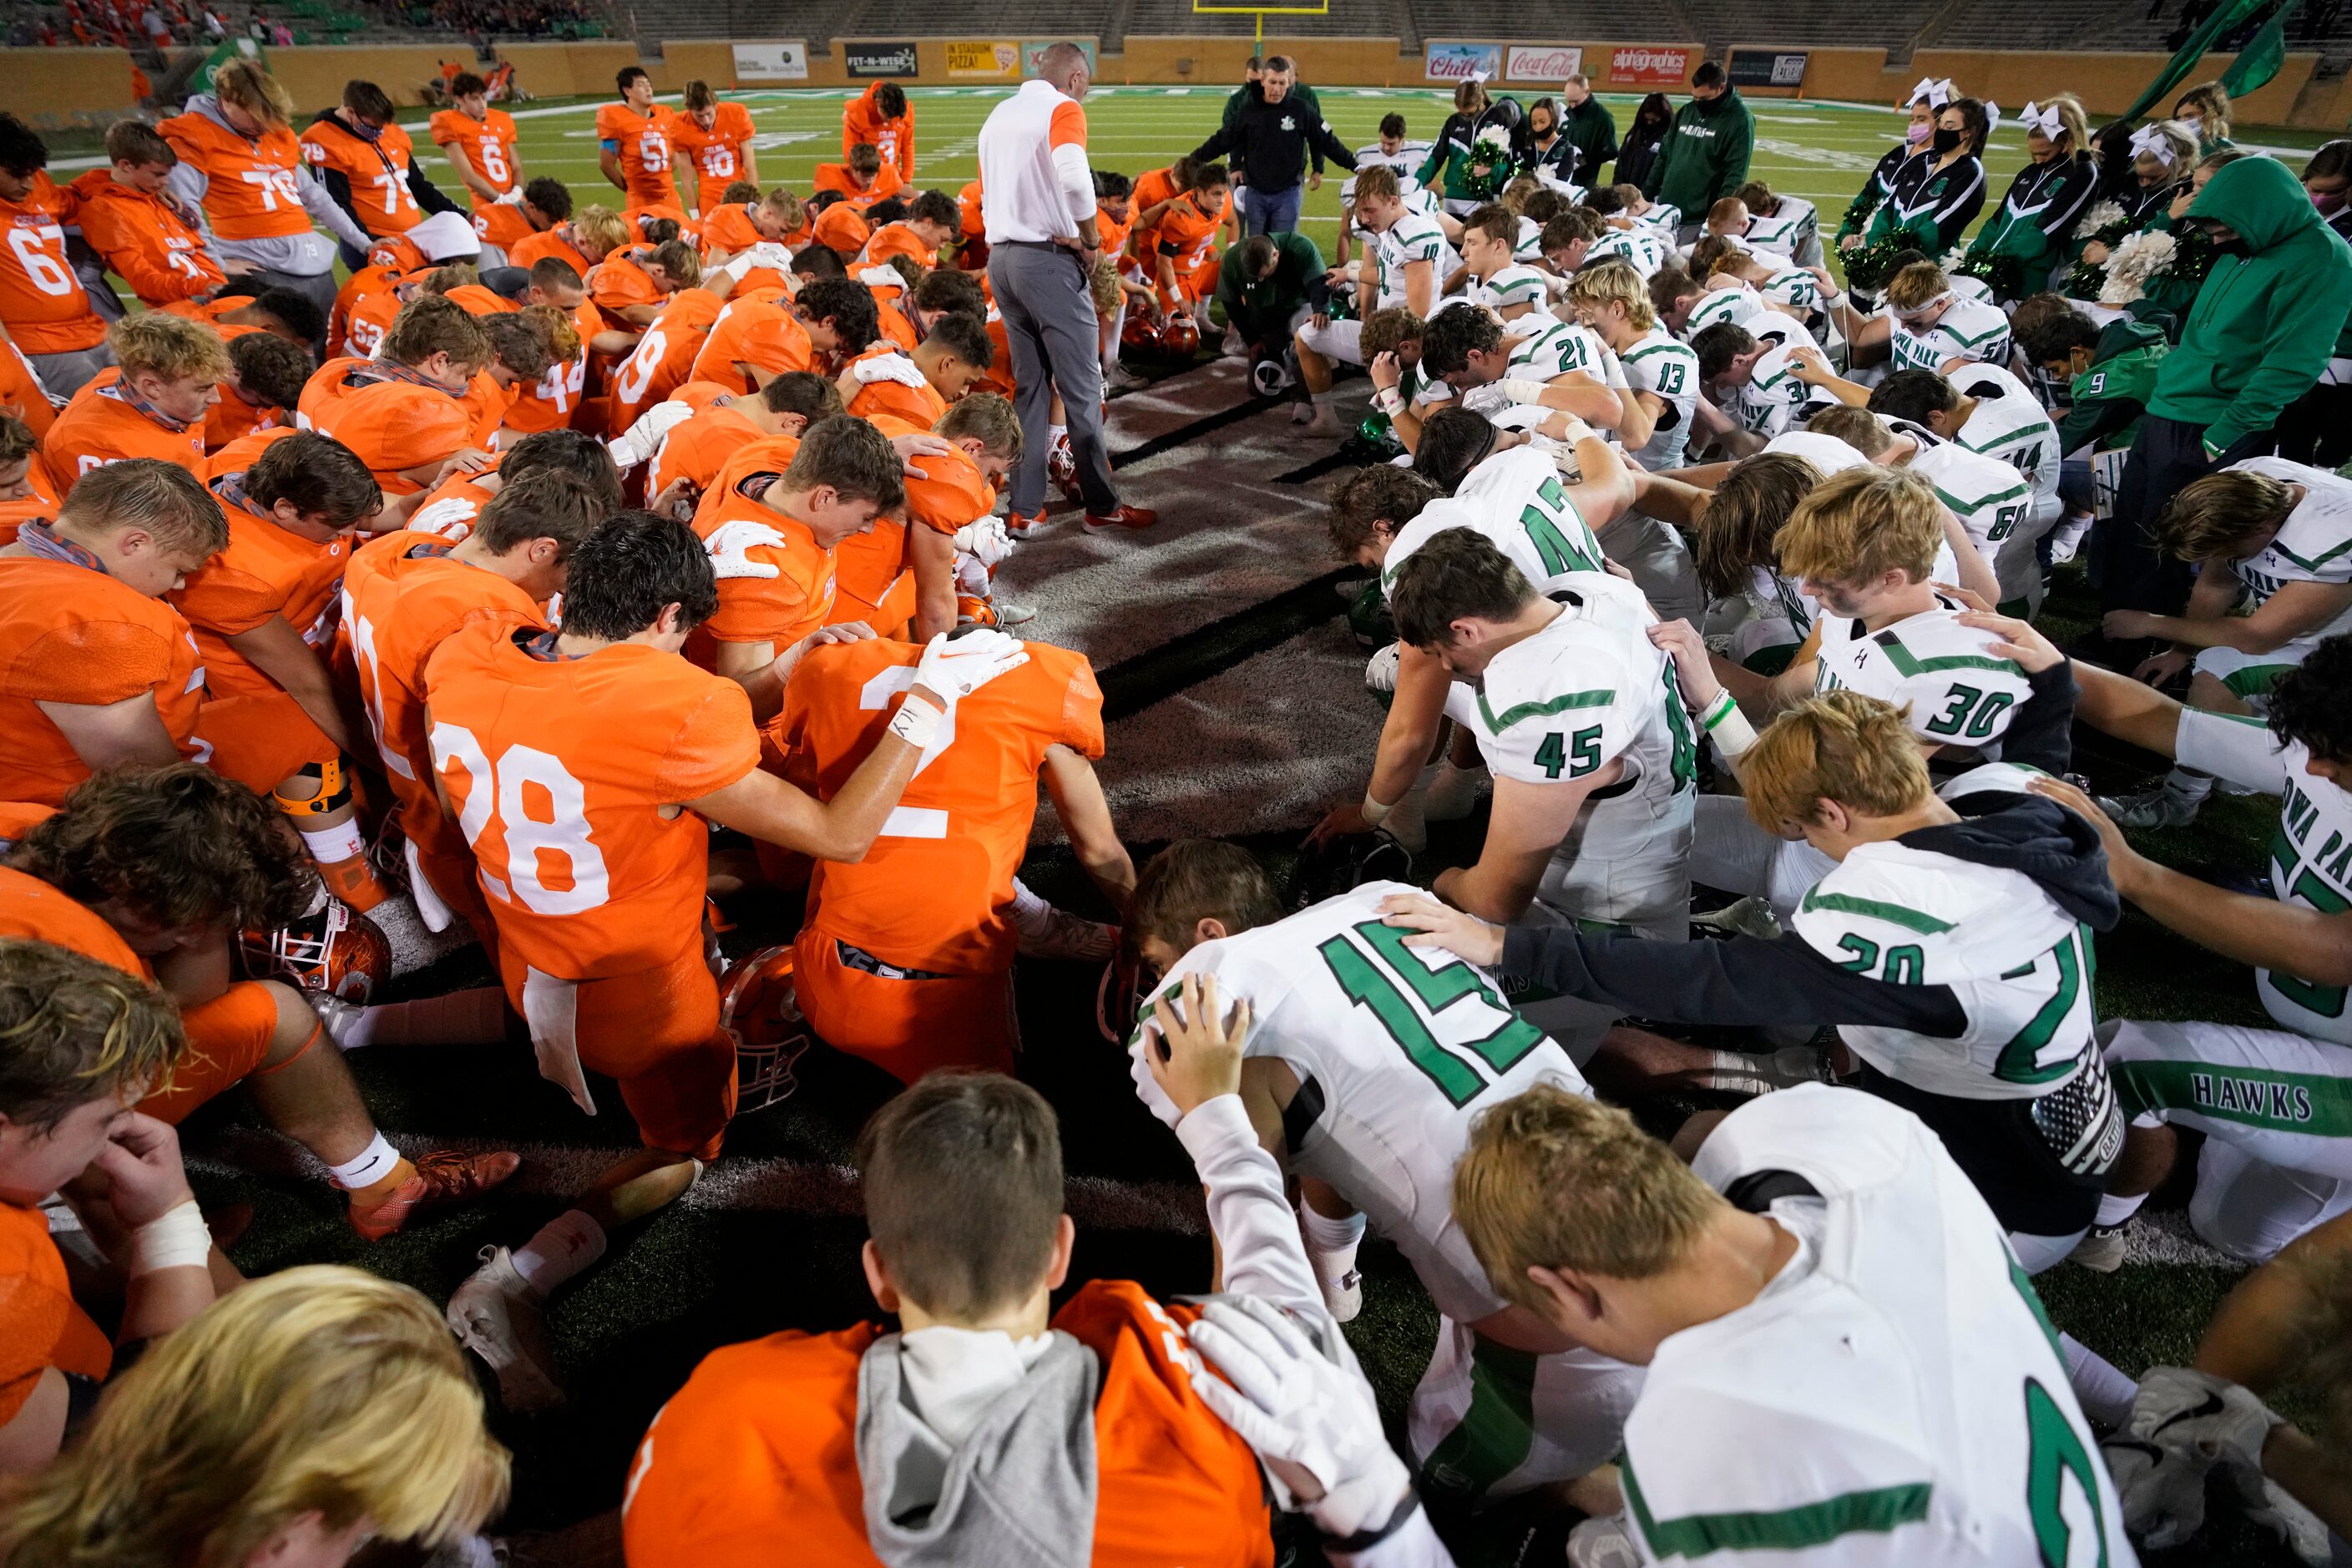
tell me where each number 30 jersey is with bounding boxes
[1813,601,2032,756]
[1128,883,1586,1323]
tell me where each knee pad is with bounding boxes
[274,755,354,818]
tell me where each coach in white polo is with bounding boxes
[978,41,1156,530]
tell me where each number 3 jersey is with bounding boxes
[1623,1085,2132,1568]
[1127,883,1586,1323]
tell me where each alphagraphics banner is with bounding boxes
[843,40,919,78]
[1505,45,1582,83]
[1609,45,1694,87]
[730,41,807,81]
[1424,42,1502,83]
[947,40,1020,78]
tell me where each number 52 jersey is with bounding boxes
[1128,882,1586,1323]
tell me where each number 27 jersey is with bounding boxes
[1128,883,1586,1322]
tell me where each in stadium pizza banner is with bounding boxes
[1609,46,1694,87]
[844,41,919,78]
[1727,50,1809,89]
[1505,45,1582,83]
[730,41,807,81]
[947,40,1021,78]
[1424,43,1502,83]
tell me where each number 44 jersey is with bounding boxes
[1128,882,1586,1324]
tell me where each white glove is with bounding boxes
[745,242,795,271]
[852,352,928,388]
[1184,1294,1412,1540]
[2100,1438,2203,1550]
[2138,1366,2282,1475]
[2233,1466,2332,1567]
[1567,1515,1643,1568]
[703,519,789,580]
[495,185,526,206]
[1459,382,1512,417]
[913,628,1028,704]
[952,516,1014,569]
[1497,376,1555,405]
[606,397,697,468]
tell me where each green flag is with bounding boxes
[2119,0,2271,120]
[195,35,266,94]
[2219,0,2300,97]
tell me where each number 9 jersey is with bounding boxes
[1127,881,1586,1325]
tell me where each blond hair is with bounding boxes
[383,294,492,372]
[1454,1083,1721,1307]
[1884,260,1952,312]
[0,1267,508,1568]
[107,311,230,384]
[1739,690,1933,832]
[647,237,702,288]
[1565,259,1655,331]
[760,186,806,229]
[571,204,630,255]
[2160,468,2298,562]
[1773,463,1941,586]
[0,939,184,1130]
[937,390,1023,458]
[520,301,580,362]
[2040,91,2091,151]
[2175,80,2232,141]
[1087,255,1121,314]
[212,59,292,129]
[2137,120,2199,176]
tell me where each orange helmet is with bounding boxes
[718,945,816,1112]
[240,898,392,1005]
[1161,316,1201,357]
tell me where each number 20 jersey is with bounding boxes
[1128,883,1586,1323]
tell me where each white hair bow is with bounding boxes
[1909,76,1955,108]
[2129,124,2178,166]
[2017,101,2064,139]
[1983,101,2002,133]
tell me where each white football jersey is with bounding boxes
[1625,1085,2132,1566]
[1743,197,1818,257]
[1513,214,1544,260]
[1374,211,1458,311]
[1951,364,2062,525]
[1908,438,2041,609]
[1812,600,2033,753]
[1791,841,2097,1100]
[1727,341,1813,439]
[1588,226,1671,278]
[2226,457,2352,640]
[1472,262,1550,317]
[1686,284,1760,336]
[1126,882,1586,1323]
[1619,328,1702,471]
[1756,264,1822,313]
[2177,708,2352,1047]
[1890,295,2012,374]
[1635,200,1682,235]
[1508,317,1609,382]
[1383,445,1606,597]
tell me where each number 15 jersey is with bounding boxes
[1128,883,1586,1323]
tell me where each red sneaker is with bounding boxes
[1085,504,1158,531]
[350,1149,522,1241]
[1006,507,1048,534]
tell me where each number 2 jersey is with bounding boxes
[1128,883,1586,1324]
[1623,1085,2133,1568]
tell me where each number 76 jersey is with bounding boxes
[1127,883,1587,1323]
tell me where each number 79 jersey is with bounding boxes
[1128,883,1587,1323]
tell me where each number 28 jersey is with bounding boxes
[1128,883,1586,1323]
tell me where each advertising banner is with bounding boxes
[730,41,807,81]
[843,41,918,78]
[946,39,1020,78]
[1021,39,1098,75]
[1424,42,1502,83]
[1505,44,1582,83]
[1727,49,1809,89]
[1609,45,1694,87]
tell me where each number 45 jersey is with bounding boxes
[1128,882,1586,1324]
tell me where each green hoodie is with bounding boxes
[2149,155,2352,456]
[2056,316,2171,454]
[1644,88,1753,219]
[1215,230,1325,341]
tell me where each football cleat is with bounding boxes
[1288,829,1414,913]
[1691,895,1784,941]
[350,1149,522,1241]
[240,895,393,1005]
[1363,642,1400,694]
[448,1246,566,1412]
[2068,1222,2130,1273]
[1084,504,1158,530]
[2097,779,2205,831]
[719,945,816,1113]
[1005,506,1047,535]
[1347,579,1395,650]
[1318,1265,1363,1324]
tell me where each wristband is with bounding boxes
[1323,1490,1424,1554]
[1498,377,1551,404]
[888,692,944,751]
[1373,386,1405,416]
[1554,416,1596,445]
[1359,790,1395,828]
[1702,693,1759,760]
[129,1198,210,1277]
[1697,689,1738,730]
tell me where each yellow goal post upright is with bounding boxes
[1189,0,1329,46]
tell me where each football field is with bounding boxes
[165,85,2335,1564]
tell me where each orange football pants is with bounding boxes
[792,927,1015,1084]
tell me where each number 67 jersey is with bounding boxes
[1128,882,1586,1325]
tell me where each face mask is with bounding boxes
[1931,126,1963,154]
[1906,120,1932,146]
[2315,188,2349,216]
[351,117,384,144]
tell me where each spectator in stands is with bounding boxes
[843,82,914,187]
[2097,154,2352,646]
[0,113,113,397]
[1553,73,1618,187]
[2174,80,2235,154]
[1965,94,2095,300]
[1646,62,1753,245]
[1611,93,1674,200]
[1189,56,1353,238]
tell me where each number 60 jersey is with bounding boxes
[1128,882,1586,1324]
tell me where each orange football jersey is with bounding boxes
[298,115,429,239]
[405,465,500,543]
[346,532,543,864]
[589,251,662,317]
[509,225,593,278]
[0,172,101,355]
[842,83,916,183]
[327,262,399,358]
[0,1196,113,1428]
[621,1281,1272,1568]
[605,290,724,438]
[508,296,599,435]
[303,362,473,494]
[0,548,207,805]
[810,203,872,257]
[0,339,54,439]
[205,378,286,455]
[41,380,208,493]
[811,162,905,214]
[776,640,1101,972]
[688,291,811,396]
[977,309,1015,399]
[842,349,947,428]
[68,172,225,306]
[645,400,761,501]
[875,301,918,352]
[158,111,311,243]
[158,296,262,338]
[857,221,936,275]
[169,479,350,698]
[693,440,837,653]
[1152,191,1230,296]
[0,863,146,973]
[957,179,986,248]
[670,103,756,215]
[698,200,763,258]
[200,425,296,481]
[427,105,530,250]
[421,622,758,978]
[596,102,680,211]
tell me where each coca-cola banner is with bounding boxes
[1505,45,1583,83]
[1424,42,1502,83]
[1609,45,1694,87]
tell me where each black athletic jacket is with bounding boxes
[1191,87,1356,195]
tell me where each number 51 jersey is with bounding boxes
[1128,883,1586,1323]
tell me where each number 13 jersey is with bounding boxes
[1127,882,1586,1323]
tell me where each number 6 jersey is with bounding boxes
[1128,882,1586,1324]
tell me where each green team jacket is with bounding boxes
[2056,316,2171,454]
[1643,89,1753,218]
[1216,230,1325,342]
[1556,97,1618,183]
[2148,156,2352,457]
